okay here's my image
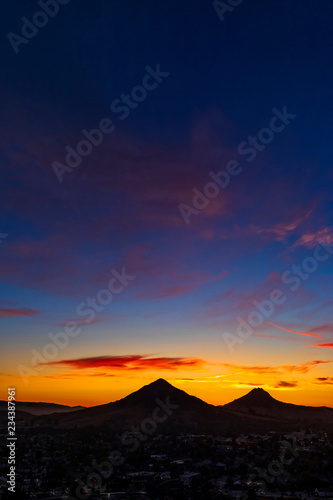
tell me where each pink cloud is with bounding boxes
[311,343,333,348]
[308,324,333,334]
[212,270,229,282]
[292,227,333,249]
[248,209,313,242]
[0,307,39,318]
[268,322,322,338]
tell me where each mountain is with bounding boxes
[224,387,283,412]
[0,400,86,415]
[224,387,333,426]
[43,378,231,432]
[112,378,212,412]
[10,380,333,433]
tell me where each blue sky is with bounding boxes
[1,0,333,406]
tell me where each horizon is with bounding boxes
[11,378,333,410]
[1,0,333,411]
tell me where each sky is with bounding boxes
[1,0,333,408]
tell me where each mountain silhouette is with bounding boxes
[225,386,333,425]
[8,379,333,432]
[225,387,280,409]
[113,378,211,412]
[0,400,85,415]
[42,378,224,431]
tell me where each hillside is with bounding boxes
[224,387,333,425]
[0,400,85,415]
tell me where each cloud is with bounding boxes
[198,271,315,327]
[212,271,229,282]
[282,360,332,373]
[222,363,280,374]
[0,372,18,378]
[125,244,228,300]
[140,284,200,300]
[0,307,39,318]
[234,381,264,387]
[292,227,333,249]
[172,374,233,384]
[42,355,206,371]
[56,317,105,328]
[139,269,227,299]
[43,371,116,379]
[315,377,333,385]
[249,210,313,242]
[268,322,322,338]
[253,333,299,342]
[174,377,211,383]
[274,381,298,388]
[311,343,333,348]
[308,324,333,335]
[222,360,332,375]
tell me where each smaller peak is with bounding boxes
[225,387,278,410]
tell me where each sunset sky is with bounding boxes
[1,0,333,408]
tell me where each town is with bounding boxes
[0,423,332,499]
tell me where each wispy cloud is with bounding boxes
[222,360,331,375]
[42,354,206,371]
[43,371,116,379]
[249,210,313,242]
[233,381,264,387]
[56,317,105,328]
[274,380,298,388]
[0,307,39,318]
[282,360,332,373]
[308,324,333,335]
[222,363,280,374]
[315,377,333,385]
[0,371,18,378]
[292,227,333,249]
[268,322,321,338]
[253,333,299,342]
[311,343,333,349]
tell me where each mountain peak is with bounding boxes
[113,377,211,414]
[150,378,172,387]
[247,387,272,398]
[241,387,276,402]
[225,387,279,410]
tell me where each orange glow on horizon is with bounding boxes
[2,367,333,409]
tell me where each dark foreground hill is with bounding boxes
[0,400,85,415]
